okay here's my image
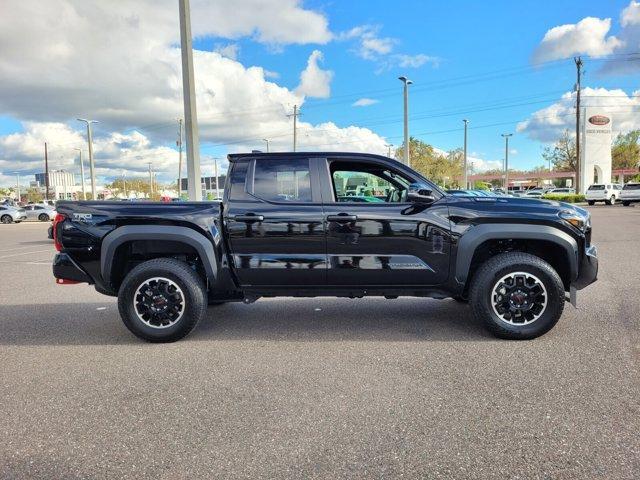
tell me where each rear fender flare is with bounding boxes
[455,224,578,285]
[101,225,217,288]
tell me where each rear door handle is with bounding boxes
[233,214,264,222]
[327,214,358,222]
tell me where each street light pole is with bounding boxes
[15,173,20,203]
[463,119,469,189]
[177,118,183,199]
[179,0,202,201]
[74,148,87,200]
[398,76,412,167]
[148,162,153,198]
[385,144,393,158]
[263,138,270,152]
[213,157,220,199]
[502,133,513,192]
[77,118,98,199]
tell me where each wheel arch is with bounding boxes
[456,224,579,290]
[101,225,218,290]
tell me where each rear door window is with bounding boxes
[253,158,312,203]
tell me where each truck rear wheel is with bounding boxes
[587,201,595,206]
[117,258,207,342]
[469,252,565,340]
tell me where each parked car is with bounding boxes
[52,151,598,343]
[585,184,622,205]
[523,190,544,198]
[23,204,57,221]
[546,188,576,194]
[0,205,27,223]
[621,183,640,206]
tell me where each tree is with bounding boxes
[612,130,640,170]
[395,138,463,187]
[542,130,576,171]
[107,177,162,200]
[26,188,43,203]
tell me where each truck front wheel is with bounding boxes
[469,252,565,340]
[117,258,207,342]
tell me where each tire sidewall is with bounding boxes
[118,262,205,342]
[1,215,12,224]
[475,260,564,339]
[38,213,49,221]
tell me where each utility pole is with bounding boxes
[177,118,183,198]
[74,148,86,200]
[263,138,270,152]
[15,174,20,203]
[179,0,202,201]
[502,133,513,191]
[288,105,300,151]
[148,162,153,198]
[399,76,412,167]
[213,157,220,199]
[574,56,583,194]
[385,144,393,158]
[463,119,469,189]
[122,171,127,199]
[44,142,50,202]
[77,118,98,199]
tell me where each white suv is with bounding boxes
[621,183,640,207]
[585,183,622,205]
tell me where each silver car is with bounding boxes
[23,204,57,221]
[0,205,28,223]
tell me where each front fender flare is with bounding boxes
[100,225,217,288]
[455,224,579,285]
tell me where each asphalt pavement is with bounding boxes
[0,206,638,479]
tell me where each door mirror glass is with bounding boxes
[407,183,435,204]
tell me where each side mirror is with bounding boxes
[407,183,436,204]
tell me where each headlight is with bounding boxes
[558,209,590,232]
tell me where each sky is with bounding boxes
[0,0,639,187]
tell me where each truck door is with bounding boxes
[224,156,326,287]
[320,157,451,287]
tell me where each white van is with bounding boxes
[585,184,622,205]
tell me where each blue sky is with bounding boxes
[0,0,639,186]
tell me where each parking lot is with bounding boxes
[0,205,638,479]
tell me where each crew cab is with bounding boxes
[52,152,598,342]
[585,183,622,205]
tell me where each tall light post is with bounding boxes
[262,138,270,153]
[463,119,469,189]
[213,157,220,199]
[398,76,412,167]
[77,118,98,199]
[122,170,127,199]
[502,133,513,191]
[147,162,153,198]
[15,173,20,203]
[179,0,202,201]
[385,144,393,158]
[73,148,87,200]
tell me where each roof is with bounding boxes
[227,152,393,162]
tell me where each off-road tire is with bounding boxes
[469,252,565,340]
[622,201,630,207]
[118,258,207,342]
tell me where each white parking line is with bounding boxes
[0,245,50,253]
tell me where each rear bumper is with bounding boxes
[53,253,93,284]
[572,244,598,290]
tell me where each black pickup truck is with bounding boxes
[52,152,598,342]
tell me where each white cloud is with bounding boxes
[295,50,334,99]
[339,24,436,71]
[532,17,622,62]
[516,87,640,142]
[213,43,239,60]
[352,98,379,107]
[621,0,640,26]
[263,69,280,79]
[395,54,440,68]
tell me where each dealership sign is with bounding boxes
[588,115,610,126]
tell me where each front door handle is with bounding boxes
[327,214,358,222]
[233,213,264,222]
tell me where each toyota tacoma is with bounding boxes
[52,152,598,342]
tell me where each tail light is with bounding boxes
[53,213,66,252]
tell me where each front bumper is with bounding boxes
[53,253,93,284]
